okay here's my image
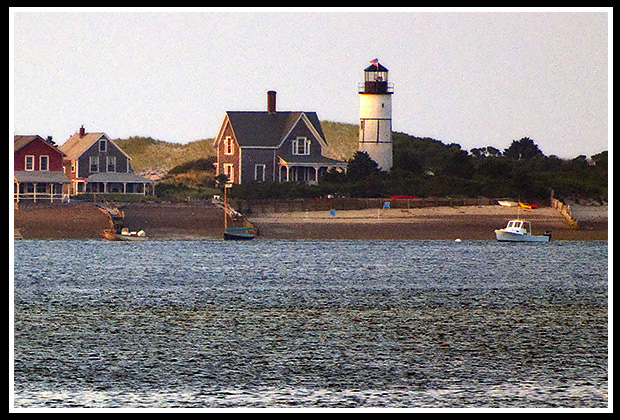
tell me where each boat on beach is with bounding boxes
[497,200,519,207]
[497,199,538,209]
[103,228,147,241]
[224,227,255,240]
[222,183,255,241]
[495,219,551,242]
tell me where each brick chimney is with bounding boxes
[267,91,276,114]
[79,125,85,138]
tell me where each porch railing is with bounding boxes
[14,191,67,203]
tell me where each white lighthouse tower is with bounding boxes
[358,59,393,171]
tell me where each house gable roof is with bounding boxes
[14,135,65,157]
[216,111,327,149]
[59,131,131,160]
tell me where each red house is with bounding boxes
[14,135,70,203]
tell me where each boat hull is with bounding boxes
[495,230,550,242]
[224,226,255,241]
[224,232,255,241]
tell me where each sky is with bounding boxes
[11,8,611,159]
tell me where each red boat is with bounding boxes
[390,195,421,200]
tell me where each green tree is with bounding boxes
[443,143,475,179]
[503,137,544,160]
[346,151,380,181]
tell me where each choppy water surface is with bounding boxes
[13,239,608,408]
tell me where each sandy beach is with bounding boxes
[13,201,607,241]
[248,205,608,241]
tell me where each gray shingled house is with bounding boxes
[213,91,347,185]
[59,126,154,196]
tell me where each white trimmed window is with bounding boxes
[107,156,116,172]
[292,137,310,155]
[224,136,234,155]
[223,163,234,183]
[90,156,100,173]
[255,164,266,181]
[25,155,34,171]
[40,155,49,171]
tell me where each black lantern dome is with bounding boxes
[361,60,393,94]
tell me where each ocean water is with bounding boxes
[12,239,608,409]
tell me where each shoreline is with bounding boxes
[13,202,607,241]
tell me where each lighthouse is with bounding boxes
[358,59,393,171]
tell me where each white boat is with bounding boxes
[497,200,519,207]
[103,228,147,241]
[495,219,551,242]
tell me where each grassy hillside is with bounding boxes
[114,121,359,174]
[114,136,216,174]
[320,120,359,161]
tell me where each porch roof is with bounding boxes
[278,154,348,168]
[87,172,154,184]
[14,171,70,184]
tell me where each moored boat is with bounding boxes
[494,219,551,242]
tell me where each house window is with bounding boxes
[71,161,76,173]
[25,155,34,171]
[90,156,99,173]
[107,156,116,172]
[292,137,310,155]
[99,139,107,152]
[40,155,49,171]
[224,136,234,155]
[255,164,266,181]
[223,163,234,183]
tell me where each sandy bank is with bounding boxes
[14,202,112,239]
[13,202,227,240]
[121,202,225,239]
[13,202,607,241]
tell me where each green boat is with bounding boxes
[224,227,255,241]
